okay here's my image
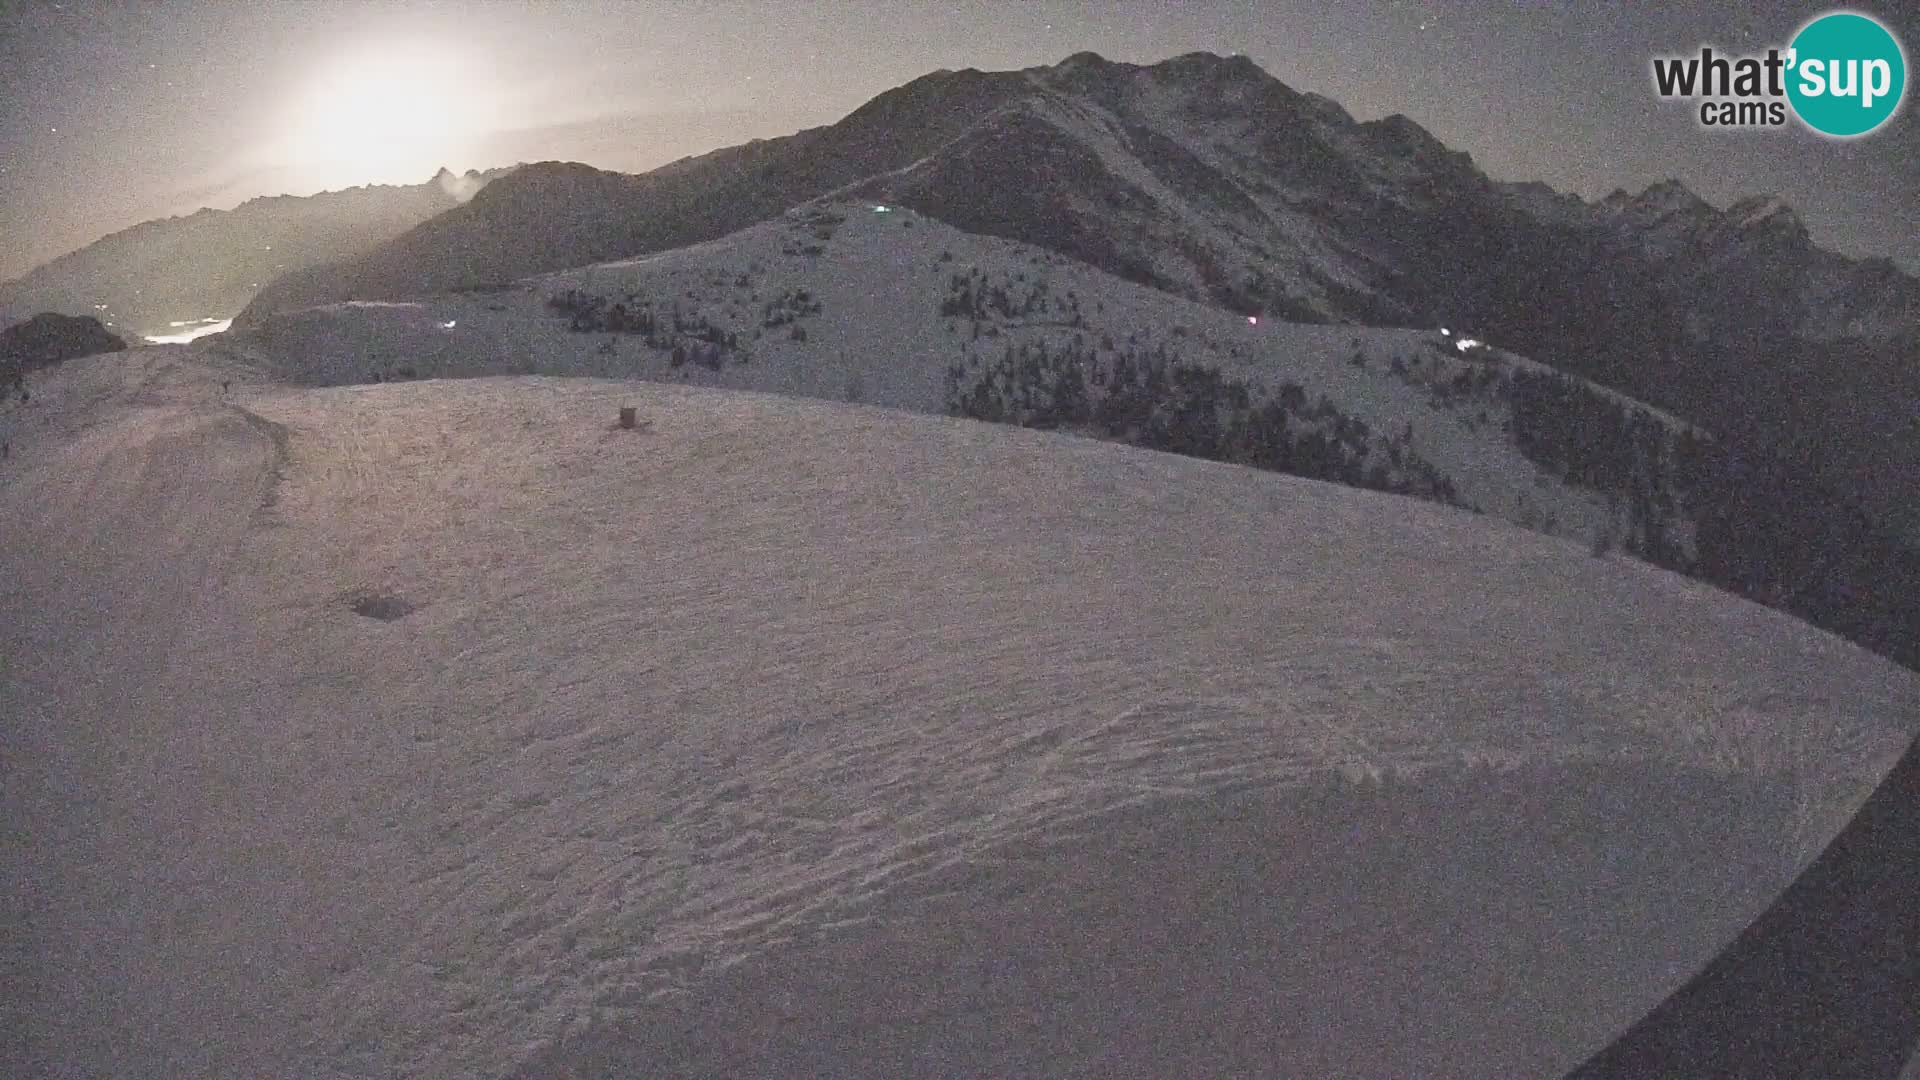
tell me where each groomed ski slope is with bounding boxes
[2,347,1915,1078]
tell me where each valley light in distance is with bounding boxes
[277,40,492,193]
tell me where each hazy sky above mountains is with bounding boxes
[2,0,1915,282]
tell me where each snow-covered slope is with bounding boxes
[224,200,1700,555]
[3,346,1916,1078]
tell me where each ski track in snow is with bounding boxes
[2,349,1916,1078]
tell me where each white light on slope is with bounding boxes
[1454,337,1483,353]
[144,318,233,344]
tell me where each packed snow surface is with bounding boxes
[3,347,1915,1078]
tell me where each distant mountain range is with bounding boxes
[0,167,513,338]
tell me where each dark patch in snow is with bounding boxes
[346,589,416,622]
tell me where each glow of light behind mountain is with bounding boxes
[278,41,492,193]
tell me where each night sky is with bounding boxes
[2,0,1916,283]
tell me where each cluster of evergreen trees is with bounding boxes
[1498,362,1920,670]
[1503,368,1686,564]
[944,336,1458,504]
[779,209,843,258]
[1417,354,1506,411]
[940,268,1087,326]
[791,207,845,238]
[1672,438,1920,671]
[934,256,1920,672]
[546,288,746,371]
[761,288,823,328]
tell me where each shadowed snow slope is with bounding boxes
[2,350,1916,1078]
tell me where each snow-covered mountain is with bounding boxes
[241,53,1920,338]
[1514,178,1917,345]
[0,167,512,339]
[1479,175,1920,536]
[243,52,1920,334]
[242,52,1920,343]
[239,69,1037,318]
[234,51,1920,539]
[5,343,1916,1078]
[224,200,1705,560]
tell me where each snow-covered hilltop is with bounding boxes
[3,346,1915,1078]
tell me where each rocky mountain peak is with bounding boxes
[1055,50,1113,72]
[1727,193,1805,234]
[1624,179,1713,217]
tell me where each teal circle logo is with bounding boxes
[1786,11,1907,137]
